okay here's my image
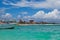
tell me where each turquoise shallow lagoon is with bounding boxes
[0,24,60,40]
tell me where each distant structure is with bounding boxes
[0,20,2,24]
[40,21,48,24]
[0,20,4,24]
[29,20,35,24]
[18,19,25,24]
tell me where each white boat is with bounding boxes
[0,24,15,29]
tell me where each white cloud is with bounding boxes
[2,0,60,9]
[23,9,60,23]
[4,13,12,17]
[0,7,11,19]
[23,16,31,19]
[17,15,21,19]
[0,7,16,21]
[21,12,28,14]
[44,9,60,19]
[1,13,12,19]
[33,11,45,18]
[33,9,60,19]
[1,13,14,21]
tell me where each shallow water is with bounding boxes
[0,24,60,40]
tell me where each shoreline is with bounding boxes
[0,23,60,26]
[17,24,60,26]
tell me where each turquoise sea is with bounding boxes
[0,24,60,40]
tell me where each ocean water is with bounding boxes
[0,24,60,40]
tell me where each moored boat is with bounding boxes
[0,24,15,29]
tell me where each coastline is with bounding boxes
[17,24,60,26]
[0,23,60,26]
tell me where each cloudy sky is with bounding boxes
[0,0,60,23]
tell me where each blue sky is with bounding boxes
[0,0,60,23]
